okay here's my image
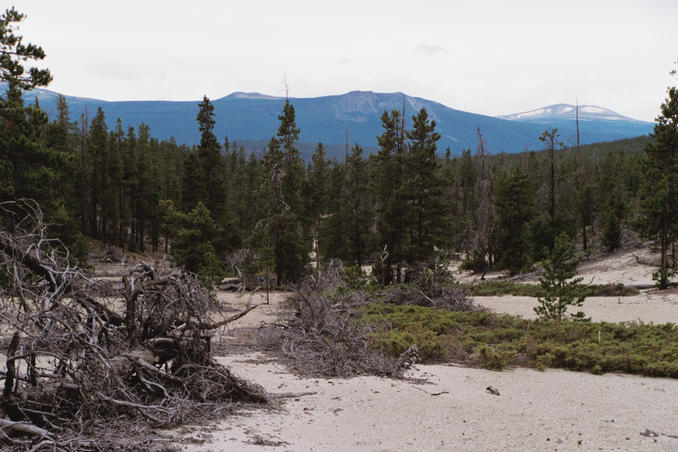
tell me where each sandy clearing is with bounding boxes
[453,246,661,286]
[216,291,292,329]
[176,353,678,452]
[574,248,659,286]
[475,290,678,323]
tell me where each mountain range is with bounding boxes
[18,87,653,158]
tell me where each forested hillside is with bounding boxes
[1,7,675,288]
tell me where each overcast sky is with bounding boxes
[15,0,678,121]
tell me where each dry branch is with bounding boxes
[0,200,266,450]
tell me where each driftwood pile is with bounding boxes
[0,201,266,451]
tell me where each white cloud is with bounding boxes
[15,0,678,121]
[413,44,444,56]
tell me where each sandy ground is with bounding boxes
[453,247,661,286]
[175,354,678,451]
[475,290,678,324]
[574,247,659,286]
[131,247,678,451]
[180,293,678,450]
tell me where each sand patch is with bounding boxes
[475,290,678,323]
[175,353,678,451]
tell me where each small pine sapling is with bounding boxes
[534,232,589,321]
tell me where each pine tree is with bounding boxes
[538,128,563,249]
[534,232,587,321]
[601,196,622,252]
[371,109,407,283]
[494,168,534,273]
[637,85,678,288]
[171,202,223,286]
[195,95,227,223]
[87,107,108,237]
[0,7,52,91]
[252,101,308,284]
[276,99,304,215]
[402,108,445,263]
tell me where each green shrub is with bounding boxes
[360,304,678,378]
[462,281,638,297]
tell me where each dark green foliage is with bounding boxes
[370,107,447,283]
[534,232,587,321]
[267,211,308,284]
[277,100,304,214]
[252,100,309,285]
[361,304,678,377]
[463,281,637,297]
[3,7,670,292]
[601,196,622,252]
[170,202,223,285]
[371,109,407,284]
[319,145,371,265]
[195,95,227,223]
[636,86,678,288]
[493,168,534,273]
[460,249,490,274]
[0,7,52,90]
[402,108,446,263]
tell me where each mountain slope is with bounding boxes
[498,103,652,145]
[20,88,653,157]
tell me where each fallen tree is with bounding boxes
[0,201,266,451]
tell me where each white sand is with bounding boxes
[174,248,678,451]
[176,354,678,451]
[475,290,678,324]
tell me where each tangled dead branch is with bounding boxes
[260,258,484,378]
[0,200,266,451]
[259,260,416,378]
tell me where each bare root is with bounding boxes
[0,200,266,450]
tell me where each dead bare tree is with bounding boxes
[474,127,493,275]
[0,200,266,451]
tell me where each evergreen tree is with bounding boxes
[637,85,678,288]
[494,168,534,273]
[320,145,371,265]
[601,196,622,252]
[539,128,562,249]
[195,95,227,222]
[402,108,445,263]
[534,232,587,321]
[87,107,108,238]
[371,109,407,284]
[171,202,223,286]
[473,127,493,271]
[0,7,52,91]
[276,99,305,216]
[252,101,308,284]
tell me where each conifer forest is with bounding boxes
[1,4,678,451]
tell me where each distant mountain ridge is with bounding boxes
[499,103,646,122]
[14,86,653,158]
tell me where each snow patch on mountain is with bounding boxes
[499,103,644,123]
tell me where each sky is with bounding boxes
[14,0,678,121]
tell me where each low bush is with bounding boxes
[361,304,678,377]
[462,281,638,297]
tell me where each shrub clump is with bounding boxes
[361,304,678,378]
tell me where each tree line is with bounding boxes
[1,7,676,287]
